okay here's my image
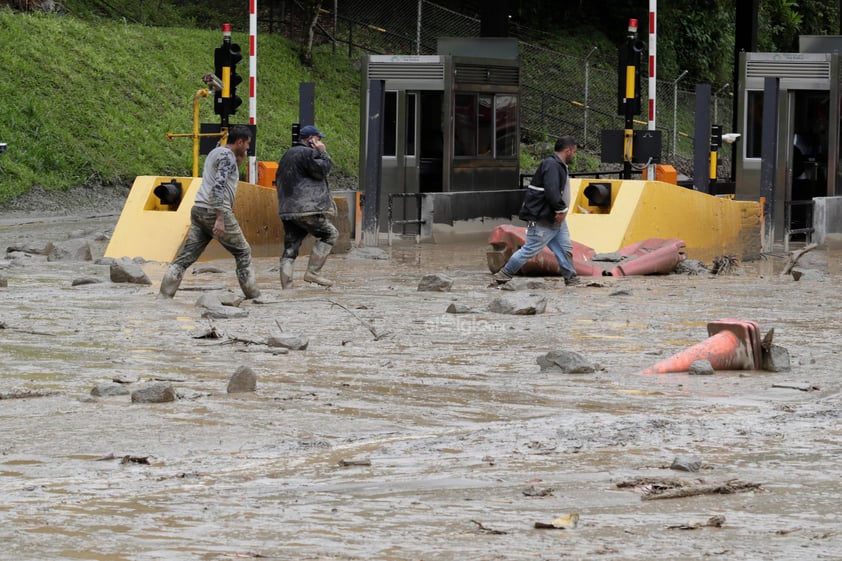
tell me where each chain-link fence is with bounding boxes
[278,0,734,178]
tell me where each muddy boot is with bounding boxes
[279,258,295,289]
[303,241,334,287]
[158,264,184,298]
[237,267,261,299]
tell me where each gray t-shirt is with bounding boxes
[194,145,239,211]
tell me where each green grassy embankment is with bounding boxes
[0,8,362,202]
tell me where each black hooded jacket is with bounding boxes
[275,143,335,219]
[518,152,570,226]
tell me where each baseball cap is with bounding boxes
[299,125,325,138]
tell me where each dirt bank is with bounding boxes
[1,211,841,561]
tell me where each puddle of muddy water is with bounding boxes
[1,215,841,560]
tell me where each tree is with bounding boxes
[300,0,323,66]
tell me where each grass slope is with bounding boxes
[0,9,361,201]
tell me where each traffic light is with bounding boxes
[710,124,723,148]
[213,23,243,125]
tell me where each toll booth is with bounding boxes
[736,37,842,243]
[358,38,520,238]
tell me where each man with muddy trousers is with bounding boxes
[159,125,261,299]
[492,135,581,287]
[275,124,338,289]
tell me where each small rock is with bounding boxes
[610,289,632,296]
[536,350,595,373]
[670,455,703,472]
[131,382,176,403]
[446,302,476,314]
[267,334,309,350]
[0,275,6,288]
[113,374,139,384]
[227,365,257,393]
[201,306,249,319]
[110,257,151,285]
[688,360,715,375]
[91,383,131,397]
[488,293,546,315]
[501,278,545,291]
[72,277,103,286]
[762,344,791,372]
[790,268,827,282]
[347,247,390,260]
[46,239,93,262]
[418,273,453,292]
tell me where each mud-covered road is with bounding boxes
[1,212,841,561]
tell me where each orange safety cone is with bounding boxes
[643,319,762,374]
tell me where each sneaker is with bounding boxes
[564,275,582,286]
[492,269,513,284]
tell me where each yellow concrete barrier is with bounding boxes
[567,179,761,262]
[105,176,350,262]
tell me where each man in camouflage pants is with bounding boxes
[159,125,260,299]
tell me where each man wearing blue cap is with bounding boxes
[275,125,338,288]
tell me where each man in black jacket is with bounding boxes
[492,136,580,286]
[275,125,338,288]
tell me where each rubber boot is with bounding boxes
[303,241,334,287]
[237,267,261,299]
[279,258,295,289]
[159,264,184,298]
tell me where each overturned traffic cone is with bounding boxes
[643,319,762,374]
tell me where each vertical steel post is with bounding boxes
[760,77,779,251]
[584,46,597,147]
[693,83,711,193]
[672,70,688,158]
[362,80,385,247]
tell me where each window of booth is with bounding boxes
[745,90,763,159]
[454,93,518,158]
[383,90,398,157]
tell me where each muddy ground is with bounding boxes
[1,204,841,561]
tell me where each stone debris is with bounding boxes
[536,350,595,374]
[446,302,477,314]
[72,277,103,286]
[131,382,176,403]
[91,382,131,397]
[227,365,257,393]
[418,273,453,292]
[500,278,546,291]
[109,257,151,285]
[267,334,309,350]
[45,239,93,262]
[488,293,546,315]
[670,455,703,472]
[201,306,249,319]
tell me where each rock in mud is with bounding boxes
[688,360,715,375]
[267,334,309,350]
[762,344,791,372]
[670,455,703,472]
[537,350,595,373]
[196,292,243,309]
[110,257,151,285]
[227,365,257,393]
[91,383,131,397]
[446,302,476,314]
[0,275,6,288]
[488,293,547,315]
[501,278,546,291]
[418,273,453,292]
[45,239,93,262]
[347,247,389,260]
[192,265,225,274]
[72,277,103,286]
[131,382,176,403]
[201,306,249,319]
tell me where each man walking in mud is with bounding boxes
[275,124,338,289]
[159,125,261,300]
[492,135,581,286]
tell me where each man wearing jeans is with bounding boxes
[492,135,581,286]
[159,125,261,300]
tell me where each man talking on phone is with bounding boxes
[275,125,338,288]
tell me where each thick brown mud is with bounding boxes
[1,213,841,560]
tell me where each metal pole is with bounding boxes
[672,69,688,159]
[417,0,422,55]
[714,83,730,124]
[333,0,338,54]
[584,46,597,147]
[647,0,657,180]
[248,2,258,183]
[363,80,385,247]
[760,77,779,251]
